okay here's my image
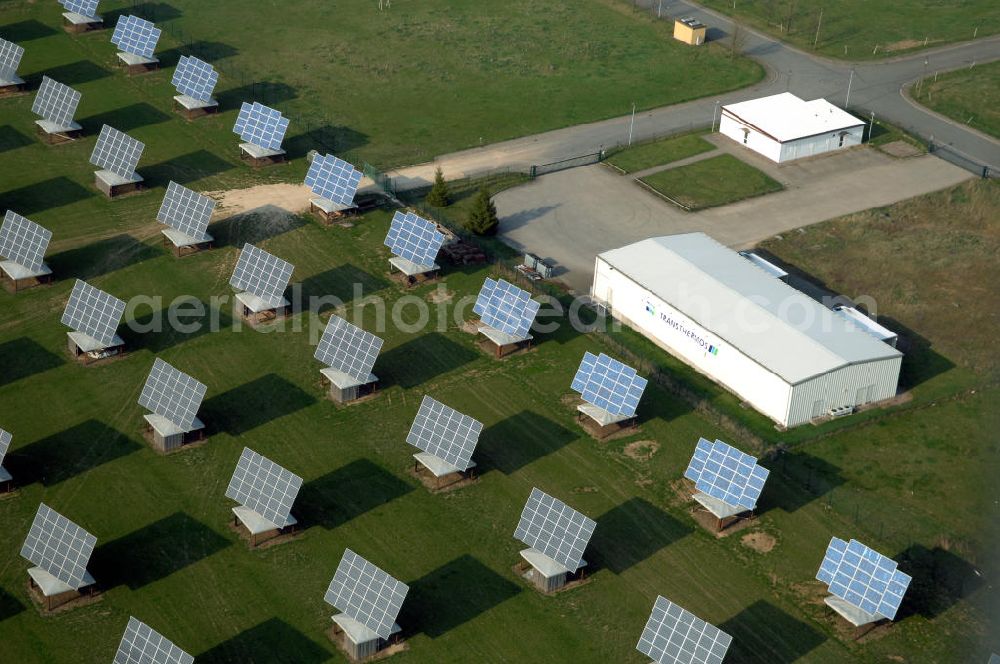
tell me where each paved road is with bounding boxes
[385,1,1000,189]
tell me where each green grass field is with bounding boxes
[696,0,1000,59]
[913,61,1000,140]
[638,154,782,210]
[605,131,715,174]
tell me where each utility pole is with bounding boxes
[868,110,875,142]
[657,0,663,18]
[845,67,855,107]
[813,8,823,49]
[712,100,720,131]
[628,103,636,146]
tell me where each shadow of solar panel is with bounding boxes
[229,243,293,306]
[171,55,217,101]
[0,211,51,272]
[406,395,482,471]
[114,616,194,664]
[570,351,647,417]
[157,181,215,238]
[637,596,732,664]
[514,487,596,572]
[324,548,409,640]
[816,537,911,620]
[19,503,97,589]
[225,447,302,528]
[683,438,769,510]
[0,38,24,80]
[384,211,444,267]
[32,76,82,127]
[89,125,145,177]
[473,278,540,339]
[304,153,361,206]
[111,15,160,59]
[61,0,100,17]
[138,358,206,430]
[233,101,289,151]
[314,314,383,383]
[61,279,126,346]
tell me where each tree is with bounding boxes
[465,187,499,236]
[425,167,452,207]
[730,22,749,59]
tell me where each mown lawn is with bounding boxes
[605,132,715,174]
[639,153,782,210]
[913,61,1000,140]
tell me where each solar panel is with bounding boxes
[157,181,216,239]
[314,315,383,383]
[473,278,540,339]
[225,447,302,528]
[637,595,733,664]
[683,438,769,511]
[816,537,911,620]
[324,548,409,640]
[304,154,362,206]
[90,125,145,178]
[111,15,160,59]
[229,243,293,306]
[406,395,483,471]
[19,503,96,589]
[233,102,289,151]
[61,279,126,346]
[171,55,218,102]
[384,211,444,267]
[0,428,11,468]
[571,351,647,417]
[0,38,24,81]
[61,0,100,17]
[114,617,194,664]
[0,211,52,272]
[32,76,81,127]
[514,487,595,572]
[138,359,206,430]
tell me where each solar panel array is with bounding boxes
[225,447,302,528]
[304,153,362,206]
[157,181,216,239]
[816,537,911,620]
[60,0,100,17]
[384,211,444,267]
[324,548,409,640]
[138,359,206,430]
[229,243,293,306]
[0,38,24,81]
[114,617,194,664]
[0,211,52,272]
[514,487,596,572]
[571,351,647,417]
[637,596,733,664]
[0,428,11,467]
[171,55,218,102]
[683,438,769,511]
[32,76,81,127]
[61,279,126,346]
[90,125,145,178]
[314,315,383,383]
[406,395,483,471]
[111,15,161,59]
[233,102,289,151]
[473,278,540,339]
[19,503,97,589]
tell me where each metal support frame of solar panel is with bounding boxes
[171,55,219,110]
[0,211,53,282]
[314,314,383,389]
[385,211,445,276]
[407,395,483,476]
[32,76,82,134]
[60,0,102,22]
[473,277,540,346]
[20,503,97,592]
[0,428,12,484]
[157,181,216,246]
[114,617,194,664]
[324,548,409,643]
[305,154,362,212]
[816,537,911,626]
[636,595,733,664]
[514,487,596,575]
[61,279,126,350]
[225,447,302,532]
[229,243,294,312]
[138,358,206,435]
[233,102,289,157]
[571,351,647,426]
[683,437,769,520]
[0,38,25,87]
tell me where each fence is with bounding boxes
[529,151,605,178]
[928,142,996,179]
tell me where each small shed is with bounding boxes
[673,17,706,45]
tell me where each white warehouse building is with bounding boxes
[591,234,902,428]
[720,92,865,163]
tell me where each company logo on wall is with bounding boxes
[644,298,720,358]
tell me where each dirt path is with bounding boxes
[206,183,314,219]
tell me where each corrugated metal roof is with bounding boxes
[598,233,901,384]
[723,92,864,143]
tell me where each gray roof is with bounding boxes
[597,233,900,384]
